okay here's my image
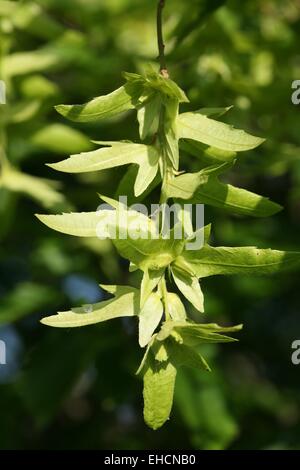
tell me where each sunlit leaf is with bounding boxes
[167,170,282,217]
[166,292,187,321]
[180,246,300,278]
[140,269,164,307]
[41,285,139,328]
[56,82,144,122]
[178,112,265,152]
[137,92,161,140]
[138,293,163,347]
[48,143,160,197]
[171,266,204,313]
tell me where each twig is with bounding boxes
[157,0,169,78]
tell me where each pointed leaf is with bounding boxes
[180,139,236,164]
[139,293,164,347]
[195,106,233,117]
[167,293,187,321]
[115,164,161,205]
[136,341,153,375]
[178,112,265,152]
[181,245,300,278]
[193,322,243,333]
[171,266,204,312]
[134,152,159,197]
[48,143,159,197]
[37,206,185,272]
[36,206,156,239]
[174,324,239,346]
[137,93,160,140]
[36,211,104,237]
[167,171,282,217]
[157,320,241,345]
[41,285,139,328]
[55,83,143,122]
[167,340,211,372]
[140,269,164,307]
[163,97,179,170]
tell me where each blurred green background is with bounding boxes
[0,0,300,450]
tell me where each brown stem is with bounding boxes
[157,0,169,78]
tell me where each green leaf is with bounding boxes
[136,341,153,375]
[180,245,300,278]
[197,179,282,217]
[115,165,161,205]
[195,323,243,333]
[47,142,155,173]
[174,325,239,347]
[183,223,212,250]
[195,106,233,117]
[157,321,242,345]
[163,97,179,170]
[138,293,164,347]
[31,124,93,154]
[1,165,64,208]
[134,151,160,197]
[166,293,187,321]
[41,285,139,328]
[167,170,282,217]
[36,206,186,271]
[171,266,204,313]
[180,139,237,164]
[36,211,104,237]
[137,92,161,140]
[48,143,159,197]
[178,112,265,152]
[36,206,156,238]
[140,268,164,307]
[143,356,177,430]
[97,193,127,210]
[167,340,211,372]
[55,82,143,122]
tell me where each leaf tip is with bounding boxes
[55,104,68,116]
[45,163,57,170]
[40,316,52,326]
[35,213,46,222]
[235,323,244,331]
